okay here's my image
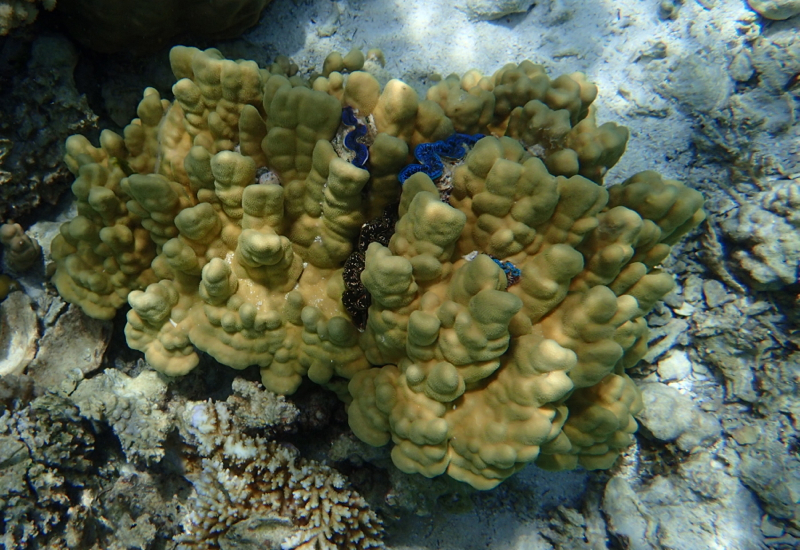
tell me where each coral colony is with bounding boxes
[50,46,704,491]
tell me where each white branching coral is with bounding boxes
[176,437,385,550]
[174,380,382,549]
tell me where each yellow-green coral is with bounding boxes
[51,46,705,489]
[1,223,41,273]
[348,152,703,488]
[52,46,447,395]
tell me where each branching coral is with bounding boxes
[51,46,705,489]
[71,369,172,464]
[176,376,300,456]
[176,389,383,550]
[176,437,384,550]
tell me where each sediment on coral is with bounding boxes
[50,45,705,489]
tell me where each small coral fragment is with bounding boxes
[0,222,41,273]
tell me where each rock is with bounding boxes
[636,383,721,451]
[702,279,732,308]
[657,350,693,382]
[750,32,800,94]
[602,478,657,550]
[658,0,681,20]
[465,0,535,20]
[643,319,689,363]
[660,54,732,113]
[720,203,800,290]
[683,274,704,303]
[729,425,760,445]
[25,303,110,390]
[729,50,755,82]
[0,291,38,377]
[603,454,763,550]
[747,0,800,20]
[738,417,800,527]
[761,514,785,538]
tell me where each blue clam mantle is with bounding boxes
[398,133,484,184]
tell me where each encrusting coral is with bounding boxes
[51,46,705,489]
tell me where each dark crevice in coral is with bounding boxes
[342,202,399,329]
[97,305,139,373]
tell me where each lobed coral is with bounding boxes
[1,222,42,274]
[348,161,704,489]
[51,46,705,489]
